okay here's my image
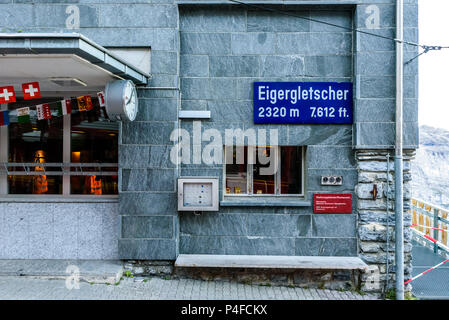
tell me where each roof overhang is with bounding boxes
[0,33,150,96]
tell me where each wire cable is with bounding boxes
[227,0,449,54]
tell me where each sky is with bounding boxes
[418,0,449,130]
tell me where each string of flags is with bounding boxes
[0,82,106,126]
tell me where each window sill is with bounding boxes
[0,195,118,203]
[220,199,311,207]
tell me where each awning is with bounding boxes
[0,33,150,96]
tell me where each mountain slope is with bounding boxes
[411,125,449,208]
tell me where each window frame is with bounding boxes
[0,99,119,198]
[223,145,305,198]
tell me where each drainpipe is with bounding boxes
[395,0,405,301]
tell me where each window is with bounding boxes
[0,97,118,196]
[225,146,304,196]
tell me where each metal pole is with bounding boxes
[434,208,439,254]
[395,0,405,300]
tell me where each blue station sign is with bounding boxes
[253,82,353,124]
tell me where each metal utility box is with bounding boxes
[178,177,219,211]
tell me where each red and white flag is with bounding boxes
[57,99,71,116]
[36,103,51,120]
[97,91,106,107]
[22,82,41,99]
[0,86,16,103]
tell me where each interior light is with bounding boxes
[49,77,87,87]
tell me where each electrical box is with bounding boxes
[321,176,343,186]
[178,177,219,211]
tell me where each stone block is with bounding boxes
[208,78,237,100]
[295,238,357,256]
[209,56,260,77]
[34,4,98,27]
[305,55,352,77]
[179,6,246,32]
[247,10,310,32]
[355,99,395,122]
[147,169,176,191]
[207,100,251,123]
[181,77,210,100]
[247,214,311,237]
[287,125,352,146]
[180,55,209,77]
[99,4,177,28]
[151,51,177,75]
[231,33,276,55]
[312,214,356,237]
[119,239,177,259]
[181,33,231,55]
[359,76,395,99]
[261,55,304,77]
[135,99,178,122]
[222,237,295,255]
[307,146,356,169]
[357,28,395,52]
[356,51,395,76]
[78,211,102,259]
[180,213,247,236]
[0,4,34,28]
[119,192,177,215]
[180,235,224,254]
[122,216,174,239]
[276,33,310,55]
[310,10,352,32]
[309,33,352,55]
[121,122,175,145]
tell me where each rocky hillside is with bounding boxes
[411,125,449,209]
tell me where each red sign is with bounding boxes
[22,81,41,99]
[313,193,352,214]
[0,86,16,103]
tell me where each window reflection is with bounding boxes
[253,146,275,194]
[8,99,63,194]
[70,105,118,195]
[225,146,247,194]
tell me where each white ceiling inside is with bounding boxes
[0,54,120,96]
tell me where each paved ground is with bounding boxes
[0,276,379,300]
[412,240,449,299]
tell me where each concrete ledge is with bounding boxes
[0,260,124,284]
[175,254,368,270]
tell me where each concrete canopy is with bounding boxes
[0,33,150,96]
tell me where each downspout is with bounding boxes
[395,0,405,300]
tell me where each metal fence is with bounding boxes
[410,199,449,299]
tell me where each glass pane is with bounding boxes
[8,98,63,194]
[281,146,302,194]
[70,100,118,195]
[70,175,118,195]
[253,146,275,194]
[225,146,247,194]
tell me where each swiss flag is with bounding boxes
[22,82,41,99]
[0,86,16,103]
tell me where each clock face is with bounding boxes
[123,81,138,121]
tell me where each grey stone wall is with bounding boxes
[0,1,419,289]
[354,1,419,148]
[356,150,414,294]
[0,202,119,259]
[178,5,358,256]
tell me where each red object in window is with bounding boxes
[313,193,352,213]
[22,82,41,99]
[0,86,16,103]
